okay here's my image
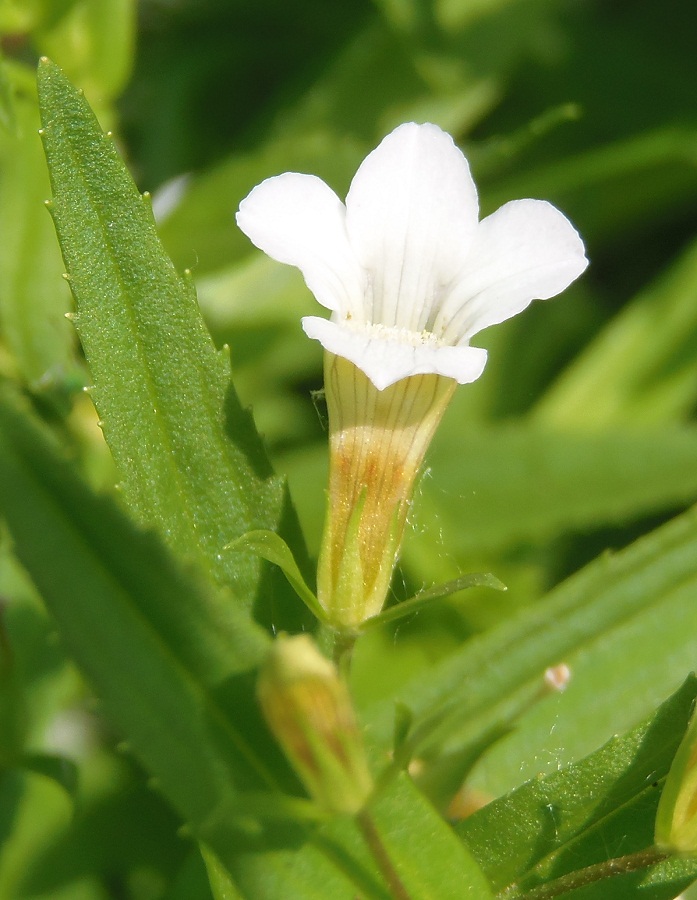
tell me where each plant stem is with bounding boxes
[317,623,357,675]
[500,846,671,900]
[357,809,413,900]
[333,629,358,677]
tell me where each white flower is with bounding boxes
[236,123,588,630]
[236,122,588,391]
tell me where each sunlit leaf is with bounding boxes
[460,676,697,898]
[226,773,494,899]
[365,505,697,802]
[415,423,697,558]
[36,58,309,628]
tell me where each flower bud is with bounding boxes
[656,704,697,853]
[257,634,373,815]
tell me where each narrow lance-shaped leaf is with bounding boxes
[364,572,506,630]
[225,773,494,899]
[36,58,309,626]
[0,385,289,874]
[365,504,697,801]
[424,424,697,556]
[227,530,324,621]
[459,676,697,899]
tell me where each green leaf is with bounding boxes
[0,768,74,900]
[459,676,697,898]
[194,258,325,453]
[392,702,414,761]
[411,423,697,561]
[18,754,78,799]
[202,846,246,900]
[0,85,76,393]
[37,0,136,100]
[362,773,494,899]
[0,385,294,876]
[0,540,76,775]
[655,691,697,854]
[36,58,308,625]
[534,237,697,428]
[227,530,324,622]
[15,751,186,897]
[365,505,697,800]
[225,773,494,899]
[365,572,506,629]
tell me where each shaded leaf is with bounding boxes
[18,754,78,799]
[226,773,493,899]
[0,385,292,878]
[203,849,245,900]
[227,531,323,621]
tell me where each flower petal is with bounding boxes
[435,199,588,342]
[302,316,487,390]
[236,173,363,313]
[344,123,479,333]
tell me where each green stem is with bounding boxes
[317,623,357,675]
[499,846,671,900]
[357,810,413,900]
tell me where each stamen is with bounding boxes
[342,320,443,348]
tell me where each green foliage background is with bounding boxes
[2,0,697,897]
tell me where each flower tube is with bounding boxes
[237,123,588,629]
